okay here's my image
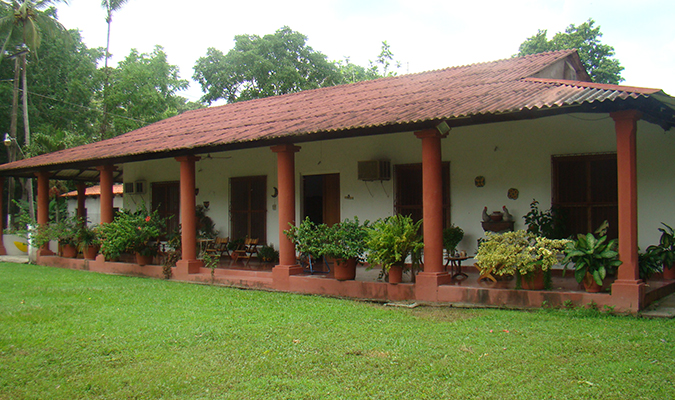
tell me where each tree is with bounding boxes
[193,26,341,104]
[99,0,129,139]
[102,46,189,137]
[517,19,624,85]
[337,41,401,84]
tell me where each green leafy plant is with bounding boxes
[321,217,369,262]
[645,223,675,274]
[562,223,622,286]
[364,215,424,273]
[443,225,464,255]
[258,245,279,263]
[76,220,100,250]
[99,204,166,260]
[51,216,79,247]
[523,199,566,239]
[475,230,569,278]
[639,248,663,280]
[284,217,328,259]
[202,252,221,283]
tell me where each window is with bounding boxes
[394,163,451,228]
[552,154,618,239]
[230,176,267,242]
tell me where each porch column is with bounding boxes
[610,110,645,313]
[271,144,302,284]
[35,171,53,255]
[76,182,86,223]
[415,129,450,299]
[97,165,116,224]
[175,155,203,274]
[0,177,5,255]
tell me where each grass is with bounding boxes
[0,263,673,399]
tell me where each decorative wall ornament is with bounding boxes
[507,188,519,200]
[475,176,485,187]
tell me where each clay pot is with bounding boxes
[333,258,357,281]
[521,268,545,290]
[135,253,154,266]
[60,244,77,258]
[583,272,603,293]
[663,263,675,280]
[82,245,100,260]
[388,264,403,284]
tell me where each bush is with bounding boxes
[99,204,165,260]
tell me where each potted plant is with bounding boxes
[258,244,279,263]
[99,204,165,265]
[77,221,101,260]
[523,199,566,239]
[284,217,327,265]
[364,215,423,284]
[53,217,79,258]
[645,223,675,280]
[562,223,622,292]
[475,230,568,289]
[443,225,464,256]
[322,217,368,281]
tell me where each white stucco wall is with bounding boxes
[66,195,123,226]
[119,113,675,252]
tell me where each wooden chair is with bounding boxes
[205,237,230,259]
[230,238,259,266]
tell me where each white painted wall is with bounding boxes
[66,195,123,225]
[118,113,675,252]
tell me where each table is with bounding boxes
[197,238,214,255]
[445,255,470,280]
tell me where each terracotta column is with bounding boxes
[35,171,53,255]
[0,176,5,255]
[175,155,203,274]
[97,165,116,224]
[415,129,450,300]
[271,144,303,284]
[610,110,644,313]
[76,182,87,223]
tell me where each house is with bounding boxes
[61,184,124,225]
[0,50,673,312]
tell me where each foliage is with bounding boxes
[523,199,565,239]
[517,18,624,85]
[638,248,663,280]
[99,204,165,260]
[258,245,279,263]
[442,225,464,255]
[195,204,218,239]
[645,223,675,273]
[562,223,622,286]
[284,217,327,259]
[201,251,220,283]
[475,230,569,277]
[75,220,100,249]
[364,215,424,272]
[321,217,369,262]
[50,216,78,246]
[194,26,341,104]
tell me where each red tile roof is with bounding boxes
[1,50,673,177]
[61,184,124,197]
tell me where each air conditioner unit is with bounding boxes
[358,160,391,181]
[134,180,146,194]
[123,182,135,194]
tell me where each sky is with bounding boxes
[56,0,675,104]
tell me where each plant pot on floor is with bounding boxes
[388,264,403,284]
[333,258,357,281]
[520,268,545,290]
[61,244,78,258]
[664,263,675,280]
[135,253,154,266]
[82,245,100,260]
[583,272,603,293]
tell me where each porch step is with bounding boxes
[641,292,675,319]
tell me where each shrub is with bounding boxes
[99,204,165,260]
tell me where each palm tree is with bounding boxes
[100,0,128,139]
[0,0,69,223]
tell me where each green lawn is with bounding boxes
[0,263,673,399]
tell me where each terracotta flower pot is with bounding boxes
[333,258,357,281]
[521,268,545,290]
[82,245,100,260]
[388,264,403,284]
[583,272,603,293]
[663,263,675,280]
[135,253,154,266]
[61,244,77,258]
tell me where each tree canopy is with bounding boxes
[517,18,624,85]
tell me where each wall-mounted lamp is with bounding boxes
[4,133,25,157]
[195,188,200,196]
[203,201,210,209]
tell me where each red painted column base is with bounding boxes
[176,259,204,275]
[273,264,303,290]
[611,279,645,313]
[415,272,452,301]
